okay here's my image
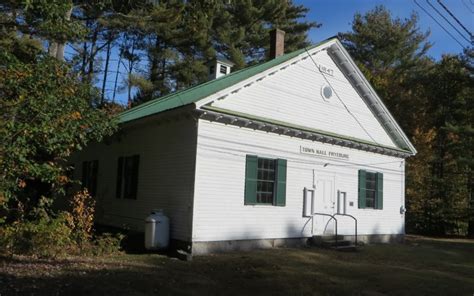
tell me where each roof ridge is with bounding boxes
[119,38,336,123]
[120,57,277,117]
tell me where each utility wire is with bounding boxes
[414,0,468,49]
[426,0,471,43]
[462,0,474,14]
[437,0,473,39]
[197,140,406,174]
[304,48,381,146]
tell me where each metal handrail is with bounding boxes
[312,213,338,246]
[334,213,358,246]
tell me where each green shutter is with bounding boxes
[130,155,140,200]
[358,170,366,209]
[116,157,123,198]
[244,155,258,205]
[91,160,99,196]
[376,172,383,209]
[275,159,287,206]
[82,161,88,189]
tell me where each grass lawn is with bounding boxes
[1,235,473,296]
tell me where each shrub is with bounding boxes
[65,189,95,249]
[0,190,124,258]
[0,213,73,258]
[0,53,117,219]
[92,233,125,256]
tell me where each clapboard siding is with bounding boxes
[71,118,197,241]
[192,120,405,242]
[210,49,397,148]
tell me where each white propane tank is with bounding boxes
[145,209,170,250]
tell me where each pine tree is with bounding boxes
[423,52,473,235]
[339,5,432,134]
[213,0,319,69]
[130,0,319,105]
[340,5,473,235]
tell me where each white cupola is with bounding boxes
[207,58,234,81]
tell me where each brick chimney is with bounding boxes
[269,29,285,59]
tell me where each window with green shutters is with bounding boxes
[116,155,140,200]
[245,155,286,206]
[82,160,98,196]
[358,169,383,209]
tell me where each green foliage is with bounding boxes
[341,6,473,236]
[0,1,121,256]
[93,232,125,256]
[0,214,124,258]
[211,0,319,68]
[129,0,319,104]
[2,0,319,106]
[340,5,432,133]
[23,0,85,43]
[340,6,430,73]
[0,190,124,258]
[0,52,117,216]
[408,52,473,235]
[0,212,73,258]
[0,0,86,61]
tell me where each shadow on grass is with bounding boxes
[1,236,473,296]
[405,234,474,249]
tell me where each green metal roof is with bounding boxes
[119,39,334,123]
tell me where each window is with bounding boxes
[358,170,383,209]
[82,160,98,196]
[321,84,333,101]
[116,155,140,199]
[220,65,227,74]
[244,155,286,206]
[257,158,276,204]
[365,172,376,208]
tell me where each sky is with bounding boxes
[295,0,473,59]
[99,0,473,105]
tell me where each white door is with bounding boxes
[313,174,336,235]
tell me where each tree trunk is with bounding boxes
[468,170,474,237]
[101,39,113,105]
[48,43,58,58]
[86,25,100,84]
[49,6,73,61]
[112,54,122,103]
[112,35,126,103]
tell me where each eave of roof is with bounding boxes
[201,105,412,156]
[327,42,417,155]
[118,38,336,124]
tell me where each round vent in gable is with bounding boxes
[321,84,333,101]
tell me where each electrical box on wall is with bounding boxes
[303,188,314,217]
[337,191,347,214]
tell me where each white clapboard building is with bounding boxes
[73,31,416,254]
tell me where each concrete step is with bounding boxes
[309,235,359,251]
[310,235,344,245]
[321,239,352,247]
[319,235,345,241]
[331,245,358,252]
